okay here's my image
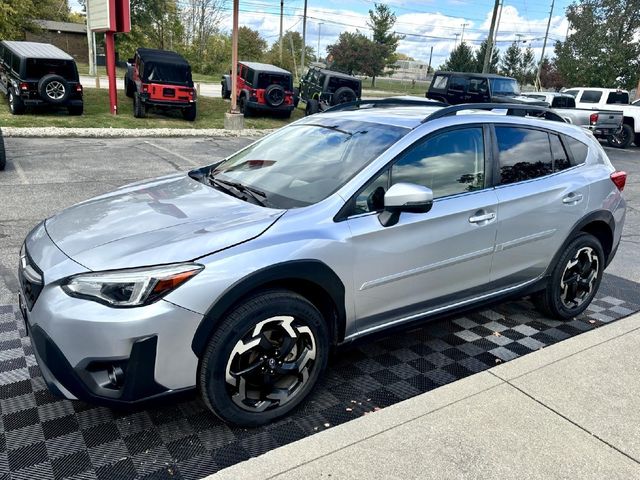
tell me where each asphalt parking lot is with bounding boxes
[0,137,638,479]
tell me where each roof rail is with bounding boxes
[421,103,566,124]
[324,97,447,113]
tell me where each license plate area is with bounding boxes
[163,88,175,98]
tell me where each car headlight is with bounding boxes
[62,263,203,307]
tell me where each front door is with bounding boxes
[346,126,499,336]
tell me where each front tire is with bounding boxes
[199,290,329,427]
[533,233,604,320]
[607,124,633,149]
[182,103,197,121]
[305,98,319,116]
[133,92,147,118]
[8,90,25,115]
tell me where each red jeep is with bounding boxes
[124,48,197,121]
[221,61,295,118]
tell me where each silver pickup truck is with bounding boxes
[522,92,624,147]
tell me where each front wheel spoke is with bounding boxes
[277,348,311,375]
[231,358,265,379]
[278,336,296,359]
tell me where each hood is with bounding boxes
[491,95,549,107]
[45,174,284,270]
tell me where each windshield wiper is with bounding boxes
[209,175,267,207]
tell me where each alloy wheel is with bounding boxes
[45,81,66,100]
[559,246,599,309]
[225,315,317,412]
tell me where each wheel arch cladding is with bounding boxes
[191,260,346,357]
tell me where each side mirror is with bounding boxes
[379,183,433,227]
[127,58,135,64]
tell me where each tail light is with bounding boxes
[142,84,149,93]
[589,113,598,125]
[76,84,83,92]
[19,82,29,91]
[610,171,627,191]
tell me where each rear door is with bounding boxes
[467,77,490,103]
[490,125,590,287]
[446,75,468,105]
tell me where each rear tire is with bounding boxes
[133,92,147,118]
[124,75,135,98]
[607,124,633,149]
[221,84,231,100]
[199,290,329,427]
[305,98,319,116]
[635,133,640,147]
[182,103,197,121]
[239,96,252,117]
[533,233,604,320]
[0,128,6,171]
[331,86,357,105]
[8,90,25,115]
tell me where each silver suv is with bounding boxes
[18,102,626,426]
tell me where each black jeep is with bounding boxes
[124,48,197,121]
[0,41,83,115]
[426,71,547,106]
[221,61,295,118]
[299,65,362,115]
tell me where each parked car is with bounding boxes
[19,101,626,427]
[564,87,640,148]
[0,41,83,115]
[521,92,624,145]
[426,71,547,107]
[0,128,5,171]
[299,65,362,115]
[221,62,295,118]
[124,48,197,121]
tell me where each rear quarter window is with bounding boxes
[449,76,467,91]
[606,91,629,104]
[431,75,448,89]
[552,96,575,108]
[563,136,589,166]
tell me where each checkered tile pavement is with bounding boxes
[0,273,637,479]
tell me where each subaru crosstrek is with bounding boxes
[18,102,626,426]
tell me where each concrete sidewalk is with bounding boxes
[209,312,640,480]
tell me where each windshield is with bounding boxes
[490,78,520,96]
[210,120,408,208]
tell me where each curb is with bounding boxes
[0,127,272,138]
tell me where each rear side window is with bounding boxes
[606,91,629,104]
[11,54,20,74]
[563,136,589,166]
[432,75,447,89]
[391,127,485,198]
[495,127,553,185]
[549,134,570,171]
[25,59,78,81]
[552,96,575,108]
[449,76,467,92]
[580,90,602,103]
[257,73,291,90]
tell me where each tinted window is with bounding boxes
[606,91,629,104]
[580,90,602,103]
[257,73,291,89]
[391,128,485,198]
[432,75,447,89]
[496,127,553,185]
[525,94,547,101]
[550,134,570,171]
[564,136,589,166]
[551,96,575,108]
[11,54,20,73]
[353,170,390,214]
[563,89,578,97]
[490,78,519,95]
[449,76,467,92]
[468,78,488,94]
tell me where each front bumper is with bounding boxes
[18,228,204,406]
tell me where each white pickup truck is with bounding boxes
[564,87,640,148]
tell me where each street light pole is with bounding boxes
[300,0,307,73]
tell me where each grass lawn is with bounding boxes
[76,63,219,83]
[0,88,304,129]
[362,77,429,96]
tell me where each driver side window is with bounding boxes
[353,170,390,214]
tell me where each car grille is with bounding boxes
[18,244,43,310]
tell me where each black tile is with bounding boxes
[123,429,163,456]
[0,380,32,400]
[210,441,250,470]
[166,434,206,462]
[42,414,79,440]
[95,458,137,480]
[82,422,122,448]
[7,441,47,471]
[51,450,91,479]
[4,407,39,431]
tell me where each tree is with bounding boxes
[327,32,385,76]
[520,46,536,85]
[474,39,500,73]
[238,27,267,62]
[0,0,71,40]
[554,0,640,89]
[266,31,315,75]
[539,57,565,90]
[367,3,404,86]
[500,41,522,78]
[440,42,475,72]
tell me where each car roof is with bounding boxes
[433,71,515,80]
[239,62,291,74]
[1,41,73,61]
[567,87,629,93]
[137,48,189,66]
[309,66,360,81]
[523,92,572,97]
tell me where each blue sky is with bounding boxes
[75,0,574,66]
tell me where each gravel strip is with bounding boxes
[1,127,273,138]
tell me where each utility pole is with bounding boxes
[460,22,469,44]
[300,0,308,74]
[427,45,433,75]
[535,0,555,91]
[85,0,95,76]
[279,0,284,63]
[515,33,525,47]
[488,0,503,70]
[483,0,500,73]
[231,0,239,113]
[454,33,460,47]
[317,22,324,61]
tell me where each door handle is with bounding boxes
[469,212,496,223]
[562,193,583,205]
